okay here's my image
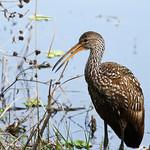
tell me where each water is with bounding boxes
[0,0,150,149]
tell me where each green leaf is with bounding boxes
[47,50,65,58]
[63,140,92,149]
[0,108,4,113]
[47,53,55,58]
[74,140,88,149]
[24,98,41,107]
[29,15,53,21]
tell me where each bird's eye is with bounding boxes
[84,39,88,42]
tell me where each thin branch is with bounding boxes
[61,74,83,86]
[17,78,48,85]
[32,80,53,150]
[0,78,18,97]
[0,67,32,96]
[51,61,68,96]
[22,112,47,150]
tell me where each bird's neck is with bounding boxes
[85,48,103,82]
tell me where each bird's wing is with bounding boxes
[94,62,144,121]
[93,62,144,128]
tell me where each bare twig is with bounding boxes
[51,61,68,96]
[22,112,47,150]
[61,74,83,86]
[0,67,32,96]
[32,80,53,150]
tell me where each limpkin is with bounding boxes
[53,31,144,150]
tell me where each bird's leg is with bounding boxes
[119,130,124,150]
[119,140,124,150]
[104,121,109,150]
[119,121,126,150]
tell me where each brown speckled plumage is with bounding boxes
[53,31,144,149]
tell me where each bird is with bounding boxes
[52,31,145,150]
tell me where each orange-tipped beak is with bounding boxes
[52,43,84,72]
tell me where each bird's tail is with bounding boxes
[124,121,144,148]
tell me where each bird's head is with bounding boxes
[52,31,105,72]
[79,31,104,50]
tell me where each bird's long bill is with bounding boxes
[52,43,84,72]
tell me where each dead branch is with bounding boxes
[32,80,53,150]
